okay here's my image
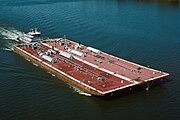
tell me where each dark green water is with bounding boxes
[0,0,180,119]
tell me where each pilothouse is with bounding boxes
[27,28,41,37]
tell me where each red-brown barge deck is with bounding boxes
[13,38,169,96]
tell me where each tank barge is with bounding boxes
[13,37,169,96]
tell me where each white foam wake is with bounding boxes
[47,71,56,77]
[0,27,23,41]
[1,48,13,51]
[1,42,19,52]
[0,27,22,50]
[69,86,92,97]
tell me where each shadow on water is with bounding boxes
[115,0,180,6]
[80,83,170,115]
[133,0,180,6]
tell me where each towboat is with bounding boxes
[17,28,42,43]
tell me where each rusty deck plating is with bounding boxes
[14,38,169,96]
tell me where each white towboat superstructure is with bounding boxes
[27,28,41,37]
[17,28,42,43]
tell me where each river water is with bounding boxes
[0,0,180,120]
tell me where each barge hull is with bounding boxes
[13,37,169,96]
[13,45,168,96]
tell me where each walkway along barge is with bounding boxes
[13,38,169,96]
